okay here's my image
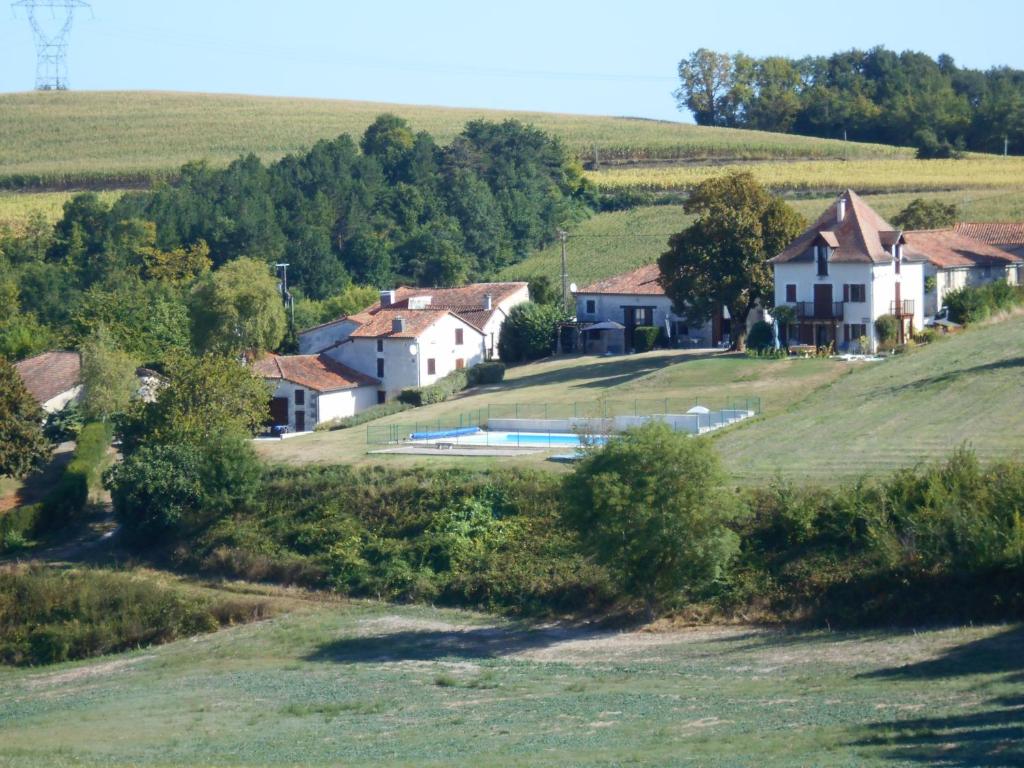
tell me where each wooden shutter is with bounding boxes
[843,284,850,302]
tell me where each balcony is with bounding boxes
[890,299,915,317]
[794,301,844,320]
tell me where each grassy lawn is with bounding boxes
[0,588,1019,767]
[715,314,1024,483]
[258,349,848,470]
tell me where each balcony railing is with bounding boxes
[890,300,915,317]
[794,301,844,320]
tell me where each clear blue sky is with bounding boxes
[2,0,1022,121]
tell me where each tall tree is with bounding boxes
[0,357,51,479]
[673,49,737,126]
[188,257,287,356]
[79,329,140,422]
[658,172,805,350]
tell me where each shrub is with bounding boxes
[0,566,270,666]
[912,328,938,345]
[398,368,470,406]
[944,285,990,324]
[43,401,83,443]
[315,401,412,432]
[468,361,506,386]
[746,321,774,351]
[0,504,41,552]
[497,302,567,363]
[874,314,899,349]
[37,421,112,532]
[632,326,660,352]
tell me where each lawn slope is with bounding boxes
[716,314,1024,483]
[0,592,1019,767]
[0,91,908,187]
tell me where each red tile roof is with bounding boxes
[348,309,484,339]
[577,263,665,296]
[903,229,1022,269]
[364,282,527,329]
[772,190,920,265]
[14,351,81,405]
[953,222,1024,248]
[252,353,378,392]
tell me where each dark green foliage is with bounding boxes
[38,421,112,532]
[0,504,41,552]
[195,466,614,614]
[659,172,805,350]
[315,401,413,432]
[0,356,50,480]
[43,401,82,443]
[497,302,568,363]
[874,314,899,347]
[526,275,556,305]
[674,46,1022,156]
[746,321,775,351]
[632,326,660,352]
[468,361,506,385]
[944,282,1024,324]
[0,566,269,666]
[563,423,741,614]
[398,368,470,407]
[892,198,959,230]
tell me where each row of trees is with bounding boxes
[675,47,1024,156]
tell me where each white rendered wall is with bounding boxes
[298,319,359,354]
[574,292,714,346]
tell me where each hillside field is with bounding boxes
[0,91,910,188]
[0,583,1019,767]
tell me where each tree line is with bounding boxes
[675,47,1024,157]
[0,115,591,363]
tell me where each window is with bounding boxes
[455,328,464,345]
[377,339,384,353]
[816,246,829,276]
[785,284,797,302]
[294,389,305,406]
[585,299,596,315]
[376,358,384,378]
[843,284,866,303]
[455,358,465,370]
[427,358,436,375]
[845,323,867,343]
[377,391,386,405]
[894,245,901,275]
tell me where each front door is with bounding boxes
[813,284,833,319]
[295,410,306,432]
[269,397,289,426]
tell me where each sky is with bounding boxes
[2,0,1022,122]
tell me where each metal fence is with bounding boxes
[366,396,761,446]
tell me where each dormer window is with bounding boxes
[816,245,829,276]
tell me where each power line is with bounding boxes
[11,0,91,90]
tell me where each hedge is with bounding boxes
[398,368,470,407]
[315,401,413,432]
[468,361,506,385]
[37,421,113,532]
[632,326,660,352]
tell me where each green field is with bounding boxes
[261,314,1024,482]
[0,91,911,187]
[0,579,1019,767]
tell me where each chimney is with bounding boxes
[392,316,406,334]
[482,294,493,311]
[837,196,847,223]
[380,290,396,308]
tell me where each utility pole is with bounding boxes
[558,229,569,308]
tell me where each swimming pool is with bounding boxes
[409,429,605,448]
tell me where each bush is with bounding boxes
[43,401,82,443]
[497,302,567,363]
[315,401,412,432]
[468,361,506,386]
[944,282,1024,325]
[37,421,112,532]
[398,367,470,407]
[746,321,774,351]
[0,566,270,666]
[0,504,41,552]
[632,326,660,353]
[874,314,899,349]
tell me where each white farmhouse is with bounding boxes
[252,353,380,432]
[771,191,926,352]
[573,264,730,352]
[954,222,1024,260]
[323,309,486,402]
[905,229,1022,316]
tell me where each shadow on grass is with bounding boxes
[498,351,717,393]
[852,625,1024,767]
[305,622,609,664]
[888,356,1024,395]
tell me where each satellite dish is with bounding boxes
[408,344,418,356]
[569,282,578,293]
